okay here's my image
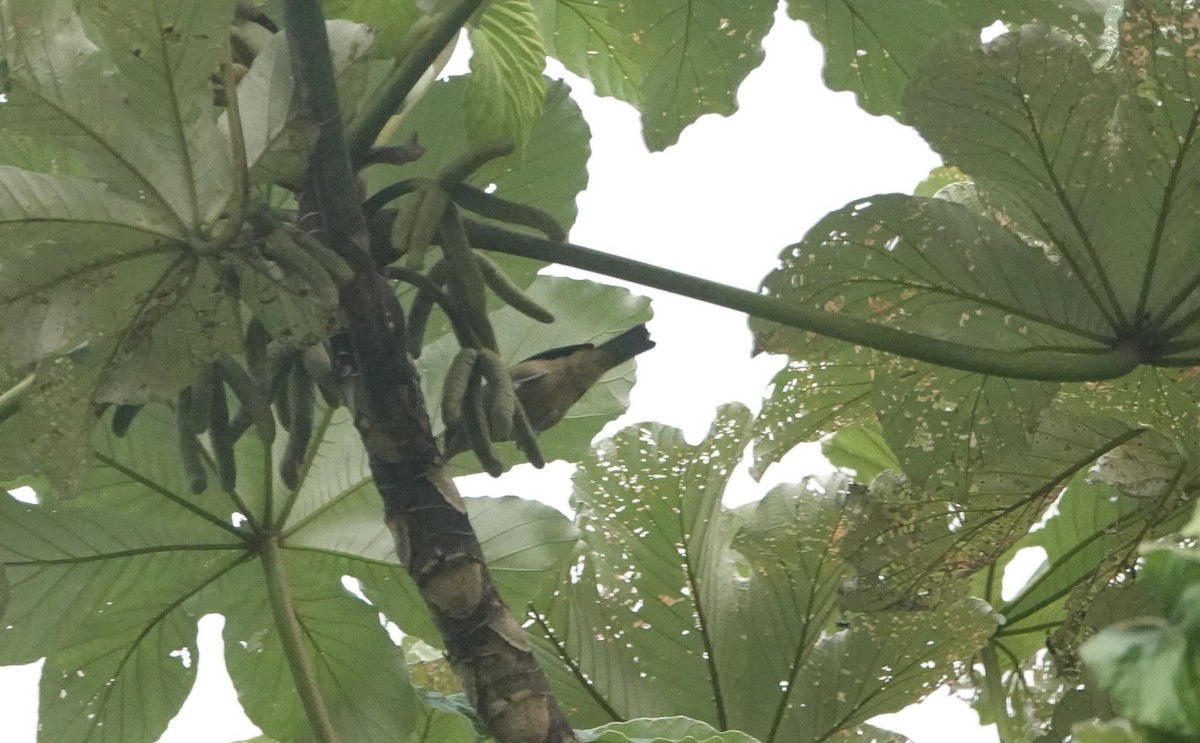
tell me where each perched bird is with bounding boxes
[510,323,655,432]
[444,324,655,458]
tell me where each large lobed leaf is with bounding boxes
[530,406,997,742]
[533,0,775,150]
[0,7,381,495]
[467,0,548,153]
[786,0,1105,120]
[0,0,234,226]
[0,400,577,742]
[751,6,1200,526]
[755,9,1200,371]
[830,409,1145,613]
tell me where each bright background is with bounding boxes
[0,9,1003,742]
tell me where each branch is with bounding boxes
[279,0,371,270]
[347,0,488,164]
[462,220,1143,382]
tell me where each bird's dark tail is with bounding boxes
[596,323,655,366]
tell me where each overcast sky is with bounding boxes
[0,8,1001,742]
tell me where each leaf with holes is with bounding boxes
[787,0,1104,119]
[838,410,1143,613]
[529,406,997,741]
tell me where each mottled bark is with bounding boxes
[335,273,580,743]
[279,1,581,739]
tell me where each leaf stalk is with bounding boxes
[463,220,1143,382]
[260,534,341,743]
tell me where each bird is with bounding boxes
[510,323,655,432]
[443,323,655,459]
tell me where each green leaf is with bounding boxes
[368,75,589,289]
[787,0,961,120]
[839,410,1141,612]
[913,166,970,199]
[0,169,182,372]
[906,23,1200,335]
[754,194,1112,357]
[530,405,756,726]
[1080,549,1200,738]
[321,0,423,56]
[1071,719,1147,743]
[1082,617,1200,735]
[533,0,642,104]
[228,20,379,186]
[0,456,244,742]
[786,0,1104,119]
[822,425,900,482]
[874,364,1058,487]
[579,717,762,743]
[1058,368,1200,451]
[0,0,234,227]
[466,0,547,153]
[750,349,875,479]
[991,471,1181,663]
[787,598,996,738]
[0,167,249,493]
[215,552,425,743]
[0,401,508,741]
[531,407,996,741]
[535,0,777,148]
[617,1,775,150]
[0,134,86,176]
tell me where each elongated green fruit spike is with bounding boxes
[398,185,450,270]
[464,373,504,477]
[267,341,299,431]
[438,204,496,349]
[229,406,253,443]
[401,259,453,359]
[477,349,515,440]
[216,355,276,445]
[188,365,217,435]
[301,344,341,408]
[176,390,208,494]
[441,348,478,426]
[262,231,340,311]
[473,252,555,324]
[388,262,479,352]
[284,224,355,286]
[280,362,315,490]
[449,183,566,242]
[244,318,270,386]
[362,177,430,218]
[406,289,436,359]
[209,381,238,493]
[437,139,515,186]
[111,404,142,438]
[511,400,545,469]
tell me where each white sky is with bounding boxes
[0,9,1006,742]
